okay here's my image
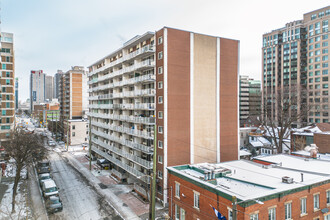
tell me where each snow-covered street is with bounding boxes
[47,150,117,220]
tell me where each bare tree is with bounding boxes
[260,86,311,153]
[3,129,46,213]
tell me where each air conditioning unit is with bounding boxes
[282,176,294,184]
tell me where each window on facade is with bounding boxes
[285,202,292,219]
[157,170,163,179]
[301,197,307,214]
[158,96,163,104]
[158,37,163,45]
[175,182,180,198]
[6,72,10,77]
[325,214,330,220]
[72,125,75,129]
[193,191,200,209]
[158,140,163,148]
[175,204,180,220]
[327,190,330,204]
[158,66,163,74]
[250,213,258,220]
[2,64,6,70]
[158,126,163,134]
[158,155,163,164]
[158,51,163,60]
[180,208,185,220]
[158,81,163,89]
[228,208,233,220]
[314,194,320,210]
[158,111,163,119]
[72,132,75,137]
[268,207,276,220]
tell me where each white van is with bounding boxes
[42,179,59,197]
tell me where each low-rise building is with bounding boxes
[66,119,88,146]
[168,155,330,220]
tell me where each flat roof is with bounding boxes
[168,158,330,202]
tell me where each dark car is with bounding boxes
[36,160,51,174]
[45,195,63,214]
[96,159,110,169]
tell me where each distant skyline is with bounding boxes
[2,0,328,101]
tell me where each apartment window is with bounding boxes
[314,194,320,210]
[2,64,6,70]
[6,79,10,85]
[285,202,292,219]
[158,81,163,89]
[158,126,163,134]
[157,170,163,179]
[158,66,163,74]
[193,191,200,209]
[72,132,75,137]
[2,87,5,92]
[268,207,276,220]
[323,55,328,61]
[250,213,258,220]
[6,103,10,108]
[158,51,163,60]
[72,125,75,130]
[175,204,180,220]
[158,140,163,148]
[158,36,163,45]
[301,197,307,215]
[228,208,233,220]
[2,110,6,115]
[158,96,163,104]
[158,111,163,119]
[175,182,180,198]
[6,118,10,123]
[6,72,10,77]
[325,214,330,220]
[158,155,163,164]
[327,190,330,204]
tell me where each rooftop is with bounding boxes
[168,156,330,203]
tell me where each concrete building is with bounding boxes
[168,155,330,220]
[239,75,261,127]
[30,70,45,112]
[262,6,330,128]
[45,75,54,101]
[14,77,18,111]
[88,27,239,204]
[0,32,15,143]
[53,70,63,99]
[67,119,88,146]
[59,66,88,145]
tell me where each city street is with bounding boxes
[47,150,118,220]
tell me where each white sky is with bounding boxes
[2,0,328,101]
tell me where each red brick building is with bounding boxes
[168,155,330,220]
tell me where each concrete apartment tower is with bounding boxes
[262,6,330,127]
[239,75,261,126]
[59,66,88,145]
[45,75,54,101]
[30,70,45,112]
[88,27,239,204]
[0,32,15,143]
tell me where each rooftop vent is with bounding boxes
[282,176,294,184]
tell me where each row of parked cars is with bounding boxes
[36,160,63,214]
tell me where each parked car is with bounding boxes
[36,160,51,174]
[96,159,110,169]
[42,179,59,197]
[85,154,97,161]
[38,173,52,187]
[45,195,63,214]
[48,140,56,146]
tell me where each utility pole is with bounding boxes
[232,196,237,220]
[149,124,157,220]
[89,117,92,171]
[66,115,69,151]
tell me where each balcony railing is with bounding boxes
[88,45,155,77]
[92,146,149,183]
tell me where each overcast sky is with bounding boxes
[2,0,328,101]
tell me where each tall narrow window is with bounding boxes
[193,191,200,209]
[314,194,320,210]
[158,51,163,60]
[175,182,180,198]
[327,190,330,205]
[300,197,307,215]
[285,202,291,219]
[268,207,276,220]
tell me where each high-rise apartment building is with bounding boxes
[0,32,15,143]
[15,77,18,111]
[262,6,329,127]
[239,75,261,126]
[30,70,45,111]
[59,66,88,145]
[54,70,63,99]
[88,27,239,204]
[45,75,54,101]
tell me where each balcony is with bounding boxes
[92,146,149,183]
[91,129,153,153]
[88,44,155,77]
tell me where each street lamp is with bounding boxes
[232,196,264,220]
